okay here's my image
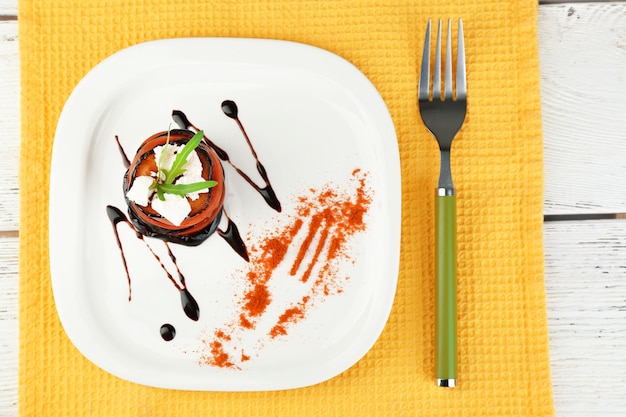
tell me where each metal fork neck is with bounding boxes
[437,149,455,195]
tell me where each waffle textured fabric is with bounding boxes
[18,0,553,416]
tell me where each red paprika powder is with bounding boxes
[198,169,371,368]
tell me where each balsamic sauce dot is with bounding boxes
[221,100,238,119]
[160,324,176,341]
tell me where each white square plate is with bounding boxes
[50,38,400,391]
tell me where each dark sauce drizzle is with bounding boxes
[172,100,282,212]
[106,206,200,321]
[114,135,130,169]
[107,100,281,340]
[219,209,250,262]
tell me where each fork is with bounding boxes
[418,18,467,388]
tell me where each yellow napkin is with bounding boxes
[19,0,553,415]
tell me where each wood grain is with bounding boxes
[0,20,19,232]
[0,236,18,416]
[544,219,626,415]
[539,3,626,215]
[0,0,16,16]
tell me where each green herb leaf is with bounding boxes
[157,125,172,174]
[150,129,216,201]
[157,187,166,201]
[164,130,205,185]
[157,181,218,198]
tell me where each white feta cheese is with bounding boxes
[125,176,155,207]
[150,193,191,226]
[181,146,203,177]
[153,143,179,177]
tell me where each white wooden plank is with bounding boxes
[2,10,34,415]
[539,3,626,215]
[0,20,19,231]
[0,237,18,416]
[544,219,626,416]
[0,2,16,16]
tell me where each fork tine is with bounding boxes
[444,19,453,100]
[433,19,442,100]
[456,19,466,101]
[418,19,431,101]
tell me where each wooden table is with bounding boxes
[1,1,624,415]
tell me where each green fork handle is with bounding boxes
[435,194,457,387]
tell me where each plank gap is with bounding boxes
[0,230,18,238]
[0,15,16,21]
[544,213,626,222]
[539,0,620,4]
